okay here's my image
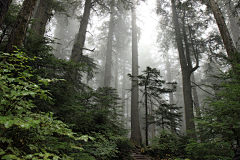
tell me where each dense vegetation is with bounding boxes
[0,0,240,159]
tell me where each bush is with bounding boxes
[0,49,92,159]
[145,130,189,159]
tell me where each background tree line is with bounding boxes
[1,0,240,159]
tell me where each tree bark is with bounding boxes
[69,0,91,81]
[171,0,196,136]
[104,1,115,87]
[145,72,149,146]
[191,73,201,117]
[166,52,176,134]
[130,0,142,145]
[70,0,91,62]
[121,60,126,121]
[225,0,240,52]
[5,0,38,52]
[31,0,52,36]
[0,0,12,30]
[115,54,118,89]
[209,0,237,62]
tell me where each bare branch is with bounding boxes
[82,47,95,52]
[190,81,215,96]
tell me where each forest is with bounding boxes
[0,0,240,159]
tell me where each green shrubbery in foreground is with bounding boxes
[0,49,134,159]
[145,63,240,160]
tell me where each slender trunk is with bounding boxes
[209,0,237,62]
[191,73,201,117]
[115,54,118,89]
[104,1,114,87]
[31,0,52,36]
[70,0,91,61]
[53,15,66,59]
[225,1,240,51]
[166,52,176,134]
[0,0,12,30]
[69,0,91,81]
[130,0,142,145]
[5,0,38,52]
[121,60,126,121]
[145,82,148,146]
[150,101,155,139]
[171,0,195,136]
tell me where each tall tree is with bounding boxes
[69,0,91,81]
[191,73,201,117]
[0,0,12,30]
[31,0,53,36]
[104,0,115,87]
[166,52,178,134]
[224,0,240,51]
[209,0,237,63]
[5,0,38,52]
[171,0,198,136]
[130,0,142,145]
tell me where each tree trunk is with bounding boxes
[145,79,148,146]
[70,0,91,62]
[5,0,38,52]
[104,1,115,87]
[115,54,118,89]
[121,60,126,121]
[191,73,201,117]
[69,0,91,81]
[171,0,196,136]
[225,0,240,52]
[150,101,155,139]
[166,52,176,134]
[209,0,237,62]
[31,0,52,36]
[130,0,142,145]
[0,0,12,30]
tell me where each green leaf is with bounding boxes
[4,120,14,128]
[1,154,18,160]
[0,148,5,155]
[25,154,34,159]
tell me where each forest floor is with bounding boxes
[131,147,152,160]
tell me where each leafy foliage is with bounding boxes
[185,63,240,159]
[0,49,92,159]
[145,130,189,160]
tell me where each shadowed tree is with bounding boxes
[5,0,38,52]
[130,0,142,145]
[69,0,92,81]
[171,0,199,136]
[209,0,237,64]
[104,0,115,87]
[0,0,12,30]
[31,0,53,36]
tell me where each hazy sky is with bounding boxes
[138,1,158,45]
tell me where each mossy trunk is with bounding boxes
[209,0,237,62]
[31,0,52,36]
[0,0,12,30]
[5,0,38,52]
[171,0,196,136]
[69,0,91,81]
